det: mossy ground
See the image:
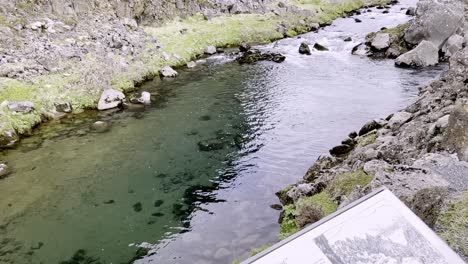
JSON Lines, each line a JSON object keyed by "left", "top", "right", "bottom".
{"left": 436, "top": 192, "right": 468, "bottom": 257}
{"left": 357, "top": 132, "right": 376, "bottom": 147}
{"left": 279, "top": 170, "right": 373, "bottom": 239}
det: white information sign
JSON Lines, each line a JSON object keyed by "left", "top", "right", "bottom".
{"left": 243, "top": 188, "right": 464, "bottom": 264}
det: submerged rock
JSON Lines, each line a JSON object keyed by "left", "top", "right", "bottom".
{"left": 97, "top": 89, "right": 125, "bottom": 110}
{"left": 160, "top": 66, "right": 178, "bottom": 78}
{"left": 131, "top": 91, "right": 151, "bottom": 105}
{"left": 344, "top": 37, "right": 352, "bottom": 42}
{"left": 91, "top": 121, "right": 110, "bottom": 133}
{"left": 313, "top": 43, "right": 328, "bottom": 51}
{"left": 298, "top": 42, "right": 311, "bottom": 55}
{"left": 197, "top": 139, "right": 224, "bottom": 151}
{"left": 354, "top": 18, "right": 362, "bottom": 23}
{"left": 395, "top": 40, "right": 439, "bottom": 67}
{"left": 237, "top": 49, "right": 286, "bottom": 64}
{"left": 8, "top": 101, "right": 35, "bottom": 113}
{"left": 0, "top": 163, "right": 10, "bottom": 179}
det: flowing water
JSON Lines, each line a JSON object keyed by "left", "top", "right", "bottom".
{"left": 0, "top": 1, "right": 447, "bottom": 264}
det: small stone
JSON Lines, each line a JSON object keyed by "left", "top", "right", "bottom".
{"left": 8, "top": 101, "right": 35, "bottom": 113}
{"left": 371, "top": 33, "right": 390, "bottom": 51}
{"left": 133, "top": 202, "right": 142, "bottom": 212}
{"left": 160, "top": 66, "right": 178, "bottom": 78}
{"left": 299, "top": 42, "right": 311, "bottom": 55}
{"left": 359, "top": 120, "right": 383, "bottom": 136}
{"left": 198, "top": 139, "right": 224, "bottom": 151}
{"left": 239, "top": 43, "right": 251, "bottom": 52}
{"left": 313, "top": 43, "right": 328, "bottom": 51}
{"left": 310, "top": 23, "right": 320, "bottom": 31}
{"left": 330, "top": 144, "right": 354, "bottom": 156}
{"left": 348, "top": 131, "right": 358, "bottom": 138}
{"left": 344, "top": 37, "right": 352, "bottom": 42}
{"left": 354, "top": 18, "right": 362, "bottom": 23}
{"left": 91, "top": 121, "right": 110, "bottom": 133}
{"left": 0, "top": 163, "right": 10, "bottom": 179}
{"left": 406, "top": 7, "right": 415, "bottom": 16}
{"left": 54, "top": 102, "right": 72, "bottom": 113}
{"left": 154, "top": 200, "right": 164, "bottom": 207}
{"left": 136, "top": 92, "right": 151, "bottom": 105}
{"left": 270, "top": 204, "right": 283, "bottom": 210}
{"left": 187, "top": 61, "right": 197, "bottom": 68}
{"left": 98, "top": 89, "right": 125, "bottom": 110}
{"left": 204, "top": 46, "right": 217, "bottom": 55}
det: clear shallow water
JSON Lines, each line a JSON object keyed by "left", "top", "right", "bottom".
{"left": 0, "top": 1, "right": 447, "bottom": 264}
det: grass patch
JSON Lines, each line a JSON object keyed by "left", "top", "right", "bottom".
{"left": 357, "top": 132, "right": 377, "bottom": 147}
{"left": 437, "top": 192, "right": 468, "bottom": 256}
{"left": 329, "top": 169, "right": 374, "bottom": 196}
{"left": 249, "top": 244, "right": 272, "bottom": 257}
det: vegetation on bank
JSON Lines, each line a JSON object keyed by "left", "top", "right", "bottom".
{"left": 436, "top": 192, "right": 468, "bottom": 256}
{"left": 279, "top": 170, "right": 374, "bottom": 239}
{"left": 0, "top": 0, "right": 386, "bottom": 145}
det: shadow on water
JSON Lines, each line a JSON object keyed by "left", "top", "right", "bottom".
{"left": 0, "top": 1, "right": 448, "bottom": 263}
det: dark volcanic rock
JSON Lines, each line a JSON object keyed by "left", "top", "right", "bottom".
{"left": 197, "top": 139, "right": 225, "bottom": 151}
{"left": 358, "top": 120, "right": 382, "bottom": 136}
{"left": 313, "top": 43, "right": 328, "bottom": 51}
{"left": 299, "top": 42, "right": 311, "bottom": 55}
{"left": 237, "top": 49, "right": 286, "bottom": 64}
{"left": 354, "top": 18, "right": 362, "bottom": 23}
{"left": 329, "top": 144, "right": 354, "bottom": 156}
{"left": 239, "top": 43, "right": 251, "bottom": 52}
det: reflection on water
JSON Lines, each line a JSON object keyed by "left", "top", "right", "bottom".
{"left": 0, "top": 1, "right": 447, "bottom": 264}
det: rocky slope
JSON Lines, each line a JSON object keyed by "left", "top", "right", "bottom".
{"left": 278, "top": 0, "right": 468, "bottom": 259}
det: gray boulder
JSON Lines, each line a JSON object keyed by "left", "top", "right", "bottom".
{"left": 97, "top": 89, "right": 125, "bottom": 110}
{"left": 54, "top": 102, "right": 73, "bottom": 113}
{"left": 441, "top": 34, "right": 464, "bottom": 58}
{"left": 395, "top": 40, "right": 439, "bottom": 67}
{"left": 352, "top": 43, "right": 372, "bottom": 56}
{"left": 388, "top": 111, "right": 412, "bottom": 129}
{"left": 8, "top": 101, "right": 35, "bottom": 113}
{"left": 371, "top": 33, "right": 390, "bottom": 51}
{"left": 204, "top": 45, "right": 217, "bottom": 55}
{"left": 160, "top": 66, "right": 178, "bottom": 77}
{"left": 404, "top": 0, "right": 464, "bottom": 48}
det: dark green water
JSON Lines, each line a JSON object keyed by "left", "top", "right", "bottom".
{"left": 0, "top": 1, "right": 447, "bottom": 263}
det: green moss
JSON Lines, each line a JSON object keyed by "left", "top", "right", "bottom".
{"left": 111, "top": 77, "right": 135, "bottom": 92}
{"left": 299, "top": 191, "right": 338, "bottom": 215}
{"left": 18, "top": 2, "right": 33, "bottom": 9}
{"left": 329, "top": 170, "right": 374, "bottom": 196}
{"left": 367, "top": 23, "right": 409, "bottom": 41}
{"left": 250, "top": 244, "right": 272, "bottom": 257}
{"left": 357, "top": 132, "right": 377, "bottom": 147}
{"left": 279, "top": 204, "right": 300, "bottom": 239}
{"left": 280, "top": 192, "right": 338, "bottom": 239}
{"left": 437, "top": 192, "right": 468, "bottom": 256}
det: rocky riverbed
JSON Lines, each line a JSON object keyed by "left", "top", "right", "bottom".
{"left": 277, "top": 0, "right": 467, "bottom": 260}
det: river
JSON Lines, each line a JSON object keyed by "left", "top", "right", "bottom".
{"left": 0, "top": 1, "right": 447, "bottom": 263}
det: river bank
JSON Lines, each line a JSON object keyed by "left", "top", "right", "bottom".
{"left": 276, "top": 0, "right": 467, "bottom": 260}
{"left": 0, "top": 0, "right": 394, "bottom": 149}
{"left": 0, "top": 1, "right": 445, "bottom": 263}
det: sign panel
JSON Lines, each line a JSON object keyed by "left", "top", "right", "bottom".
{"left": 243, "top": 188, "right": 464, "bottom": 264}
